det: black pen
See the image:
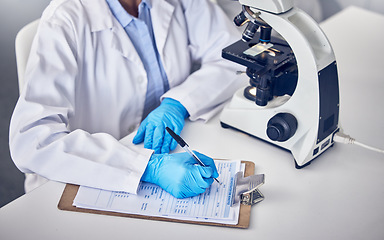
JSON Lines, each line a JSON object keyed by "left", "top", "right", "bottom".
{"left": 165, "top": 127, "right": 221, "bottom": 184}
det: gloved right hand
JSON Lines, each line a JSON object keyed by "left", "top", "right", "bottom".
{"left": 141, "top": 152, "right": 219, "bottom": 199}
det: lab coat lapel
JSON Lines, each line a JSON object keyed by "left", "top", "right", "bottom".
{"left": 81, "top": 0, "right": 113, "bottom": 32}
{"left": 81, "top": 0, "right": 144, "bottom": 67}
{"left": 110, "top": 22, "right": 143, "bottom": 67}
{"left": 151, "top": 0, "right": 175, "bottom": 56}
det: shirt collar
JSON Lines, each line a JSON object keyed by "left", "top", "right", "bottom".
{"left": 141, "top": 0, "right": 152, "bottom": 9}
{"left": 105, "top": 0, "right": 152, "bottom": 27}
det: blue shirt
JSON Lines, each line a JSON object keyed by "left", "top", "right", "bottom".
{"left": 106, "top": 0, "right": 169, "bottom": 119}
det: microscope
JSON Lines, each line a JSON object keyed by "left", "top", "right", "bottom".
{"left": 220, "top": 0, "right": 340, "bottom": 168}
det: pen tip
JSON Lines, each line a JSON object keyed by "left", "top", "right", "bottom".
{"left": 215, "top": 178, "right": 221, "bottom": 185}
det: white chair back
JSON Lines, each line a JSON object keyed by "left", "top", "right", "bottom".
{"left": 15, "top": 19, "right": 40, "bottom": 94}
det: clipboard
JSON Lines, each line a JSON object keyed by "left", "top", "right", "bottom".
{"left": 58, "top": 160, "right": 262, "bottom": 229}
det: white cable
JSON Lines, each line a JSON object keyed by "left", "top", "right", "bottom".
{"left": 333, "top": 132, "right": 384, "bottom": 154}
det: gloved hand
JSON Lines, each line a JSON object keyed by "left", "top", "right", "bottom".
{"left": 133, "top": 98, "right": 189, "bottom": 154}
{"left": 141, "top": 152, "right": 219, "bottom": 198}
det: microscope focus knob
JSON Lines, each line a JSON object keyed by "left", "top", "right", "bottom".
{"left": 267, "top": 113, "right": 297, "bottom": 142}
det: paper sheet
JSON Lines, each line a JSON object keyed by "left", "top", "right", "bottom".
{"left": 73, "top": 160, "right": 243, "bottom": 225}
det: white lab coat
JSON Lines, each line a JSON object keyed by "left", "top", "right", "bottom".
{"left": 9, "top": 0, "right": 244, "bottom": 193}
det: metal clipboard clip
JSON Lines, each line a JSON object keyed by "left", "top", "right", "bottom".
{"left": 230, "top": 172, "right": 265, "bottom": 206}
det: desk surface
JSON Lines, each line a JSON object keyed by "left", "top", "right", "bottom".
{"left": 1, "top": 6, "right": 384, "bottom": 240}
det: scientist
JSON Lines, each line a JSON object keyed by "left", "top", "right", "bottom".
{"left": 9, "top": 0, "right": 243, "bottom": 198}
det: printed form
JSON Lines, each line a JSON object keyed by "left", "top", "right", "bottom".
{"left": 73, "top": 160, "right": 243, "bottom": 224}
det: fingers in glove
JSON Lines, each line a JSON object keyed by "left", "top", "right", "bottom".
{"left": 152, "top": 125, "right": 165, "bottom": 154}
{"left": 193, "top": 151, "right": 219, "bottom": 179}
{"left": 197, "top": 165, "right": 214, "bottom": 179}
{"left": 132, "top": 119, "right": 147, "bottom": 144}
{"left": 143, "top": 123, "right": 156, "bottom": 150}
{"left": 190, "top": 165, "right": 213, "bottom": 189}
{"left": 161, "top": 126, "right": 173, "bottom": 154}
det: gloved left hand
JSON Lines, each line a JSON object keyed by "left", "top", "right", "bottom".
{"left": 133, "top": 98, "right": 189, "bottom": 154}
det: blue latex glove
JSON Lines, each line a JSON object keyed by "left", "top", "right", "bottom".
{"left": 141, "top": 152, "right": 219, "bottom": 199}
{"left": 133, "top": 98, "right": 189, "bottom": 154}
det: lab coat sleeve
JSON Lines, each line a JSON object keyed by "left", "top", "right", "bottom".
{"left": 9, "top": 17, "right": 153, "bottom": 194}
{"left": 162, "top": 0, "right": 246, "bottom": 121}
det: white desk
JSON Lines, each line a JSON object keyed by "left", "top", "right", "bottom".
{"left": 1, "top": 6, "right": 383, "bottom": 240}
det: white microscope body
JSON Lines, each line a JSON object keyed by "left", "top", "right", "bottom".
{"left": 220, "top": 0, "right": 340, "bottom": 168}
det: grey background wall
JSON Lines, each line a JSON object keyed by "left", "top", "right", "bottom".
{"left": 0, "top": 0, "right": 51, "bottom": 208}
{"left": 1, "top": 0, "right": 383, "bottom": 208}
